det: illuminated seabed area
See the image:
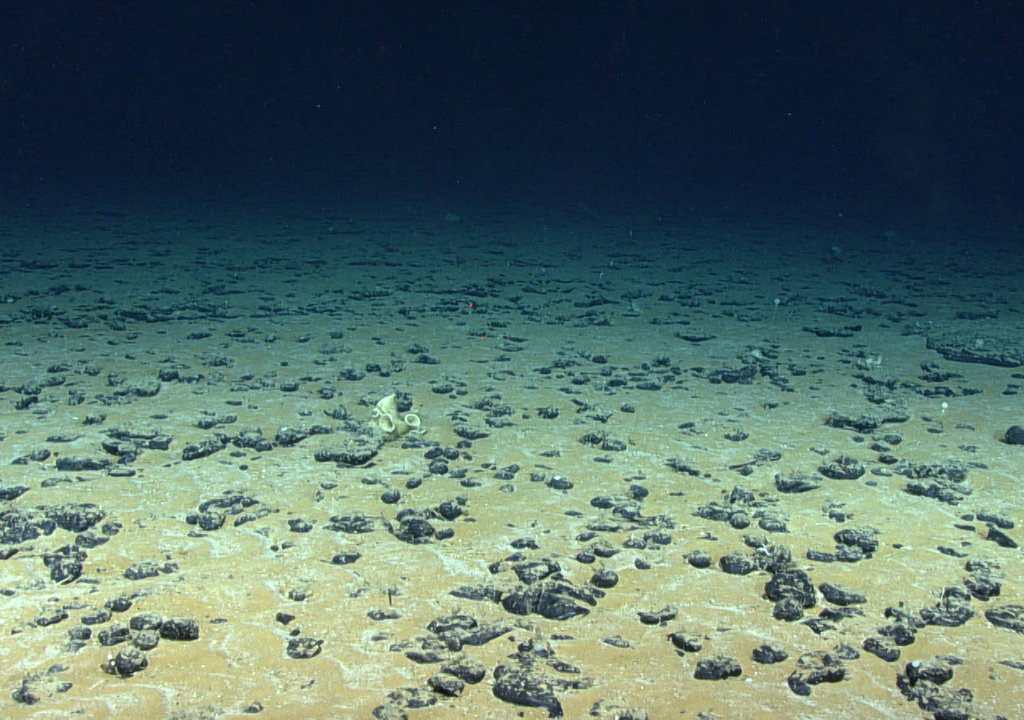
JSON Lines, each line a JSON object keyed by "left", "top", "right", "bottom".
{"left": 1, "top": 199, "right": 1022, "bottom": 719}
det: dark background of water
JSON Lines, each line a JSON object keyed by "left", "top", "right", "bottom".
{"left": 2, "top": 1, "right": 1021, "bottom": 233}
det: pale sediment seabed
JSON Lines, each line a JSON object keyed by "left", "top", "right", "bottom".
{"left": 1, "top": 201, "right": 1022, "bottom": 719}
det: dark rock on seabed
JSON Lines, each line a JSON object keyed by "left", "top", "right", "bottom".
{"left": 694, "top": 655, "right": 742, "bottom": 680}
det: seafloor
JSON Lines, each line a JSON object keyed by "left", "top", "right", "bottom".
{"left": 1, "top": 197, "right": 1022, "bottom": 720}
